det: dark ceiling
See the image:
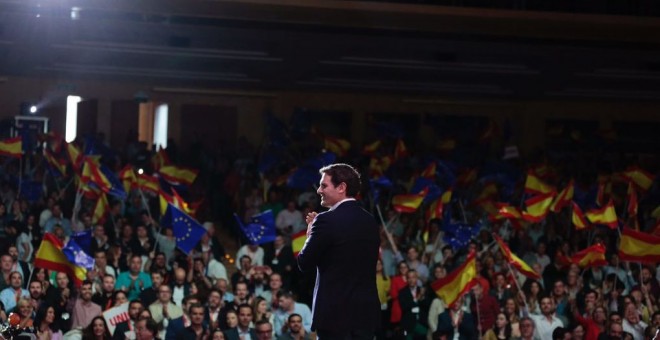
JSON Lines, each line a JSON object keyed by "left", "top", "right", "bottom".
{"left": 2, "top": 0, "right": 660, "bottom": 100}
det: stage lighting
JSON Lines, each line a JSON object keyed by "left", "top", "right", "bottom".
{"left": 138, "top": 168, "right": 144, "bottom": 175}
{"left": 29, "top": 105, "right": 37, "bottom": 114}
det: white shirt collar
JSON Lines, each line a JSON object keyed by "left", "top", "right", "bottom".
{"left": 329, "top": 198, "right": 356, "bottom": 211}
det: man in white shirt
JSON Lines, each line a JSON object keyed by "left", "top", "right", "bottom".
{"left": 275, "top": 201, "right": 304, "bottom": 236}
{"left": 622, "top": 303, "right": 648, "bottom": 340}
{"left": 202, "top": 251, "right": 228, "bottom": 284}
{"left": 529, "top": 296, "right": 564, "bottom": 340}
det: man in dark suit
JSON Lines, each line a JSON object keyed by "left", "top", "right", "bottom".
{"left": 399, "top": 270, "right": 430, "bottom": 340}
{"left": 113, "top": 300, "right": 144, "bottom": 340}
{"left": 436, "top": 296, "right": 477, "bottom": 340}
{"left": 165, "top": 295, "right": 200, "bottom": 340}
{"left": 297, "top": 163, "right": 380, "bottom": 339}
{"left": 223, "top": 304, "right": 257, "bottom": 340}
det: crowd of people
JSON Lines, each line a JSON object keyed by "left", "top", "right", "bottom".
{"left": 0, "top": 121, "right": 658, "bottom": 340}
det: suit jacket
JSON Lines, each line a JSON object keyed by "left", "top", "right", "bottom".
{"left": 398, "top": 286, "right": 428, "bottom": 334}
{"left": 436, "top": 310, "right": 478, "bottom": 340}
{"left": 223, "top": 327, "right": 257, "bottom": 340}
{"left": 112, "top": 320, "right": 133, "bottom": 340}
{"left": 297, "top": 200, "right": 380, "bottom": 333}
{"left": 165, "top": 316, "right": 186, "bottom": 340}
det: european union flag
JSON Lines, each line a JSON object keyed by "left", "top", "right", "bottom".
{"left": 235, "top": 210, "right": 276, "bottom": 245}
{"left": 99, "top": 164, "right": 127, "bottom": 200}
{"left": 62, "top": 239, "right": 95, "bottom": 270}
{"left": 162, "top": 204, "right": 206, "bottom": 254}
{"left": 71, "top": 229, "right": 93, "bottom": 256}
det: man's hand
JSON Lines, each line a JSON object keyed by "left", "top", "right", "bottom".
{"left": 306, "top": 212, "right": 318, "bottom": 237}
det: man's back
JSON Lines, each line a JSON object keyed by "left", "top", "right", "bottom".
{"left": 297, "top": 200, "right": 380, "bottom": 333}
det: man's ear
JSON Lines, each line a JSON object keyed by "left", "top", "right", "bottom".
{"left": 337, "top": 182, "right": 347, "bottom": 194}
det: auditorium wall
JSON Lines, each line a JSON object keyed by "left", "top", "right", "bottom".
{"left": 1, "top": 75, "right": 659, "bottom": 156}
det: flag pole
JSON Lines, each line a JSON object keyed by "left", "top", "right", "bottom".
{"left": 505, "top": 261, "right": 530, "bottom": 312}
{"left": 17, "top": 155, "right": 23, "bottom": 197}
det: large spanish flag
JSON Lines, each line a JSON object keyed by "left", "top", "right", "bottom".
{"left": 550, "top": 180, "right": 574, "bottom": 213}
{"left": 618, "top": 228, "right": 660, "bottom": 263}
{"left": 431, "top": 252, "right": 477, "bottom": 307}
{"left": 493, "top": 234, "right": 541, "bottom": 280}
{"left": 392, "top": 188, "right": 427, "bottom": 213}
{"left": 159, "top": 165, "right": 199, "bottom": 186}
{"left": 0, "top": 137, "right": 22, "bottom": 158}
{"left": 292, "top": 230, "right": 307, "bottom": 257}
{"left": 585, "top": 200, "right": 618, "bottom": 229}
{"left": 524, "top": 171, "right": 554, "bottom": 195}
{"left": 34, "top": 233, "right": 87, "bottom": 286}
{"left": 572, "top": 244, "right": 607, "bottom": 268}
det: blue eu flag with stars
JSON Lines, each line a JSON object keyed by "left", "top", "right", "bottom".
{"left": 162, "top": 203, "right": 206, "bottom": 254}
{"left": 62, "top": 239, "right": 95, "bottom": 270}
{"left": 235, "top": 210, "right": 276, "bottom": 245}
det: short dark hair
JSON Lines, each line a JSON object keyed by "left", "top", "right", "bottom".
{"left": 238, "top": 303, "right": 252, "bottom": 313}
{"left": 138, "top": 318, "right": 159, "bottom": 334}
{"left": 255, "top": 319, "right": 272, "bottom": 329}
{"left": 319, "top": 163, "right": 361, "bottom": 197}
{"left": 182, "top": 294, "right": 199, "bottom": 305}
{"left": 188, "top": 303, "right": 205, "bottom": 315}
{"left": 288, "top": 313, "right": 302, "bottom": 323}
{"left": 81, "top": 280, "right": 93, "bottom": 287}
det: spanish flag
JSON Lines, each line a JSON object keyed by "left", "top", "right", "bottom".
{"left": 420, "top": 162, "right": 437, "bottom": 179}
{"left": 622, "top": 166, "right": 655, "bottom": 191}
{"left": 34, "top": 233, "right": 87, "bottom": 287}
{"left": 572, "top": 202, "right": 589, "bottom": 230}
{"left": 292, "top": 230, "right": 307, "bottom": 257}
{"left": 473, "top": 182, "right": 498, "bottom": 205}
{"left": 0, "top": 137, "right": 22, "bottom": 158}
{"left": 585, "top": 200, "right": 618, "bottom": 229}
{"left": 137, "top": 174, "right": 159, "bottom": 195}
{"left": 362, "top": 140, "right": 381, "bottom": 155}
{"left": 431, "top": 251, "right": 477, "bottom": 307}
{"left": 627, "top": 183, "right": 638, "bottom": 217}
{"left": 479, "top": 120, "right": 499, "bottom": 143}
{"left": 618, "top": 228, "right": 660, "bottom": 263}
{"left": 369, "top": 156, "right": 393, "bottom": 178}
{"left": 524, "top": 171, "right": 554, "bottom": 195}
{"left": 456, "top": 168, "right": 477, "bottom": 187}
{"left": 159, "top": 189, "right": 190, "bottom": 215}
{"left": 81, "top": 157, "right": 112, "bottom": 193}
{"left": 392, "top": 188, "right": 427, "bottom": 213}
{"left": 426, "top": 198, "right": 444, "bottom": 223}
{"left": 91, "top": 194, "right": 109, "bottom": 225}
{"left": 66, "top": 143, "right": 83, "bottom": 171}
{"left": 159, "top": 165, "right": 198, "bottom": 186}
{"left": 324, "top": 137, "right": 351, "bottom": 157}
{"left": 496, "top": 203, "right": 523, "bottom": 221}
{"left": 550, "top": 180, "right": 574, "bottom": 213}
{"left": 493, "top": 234, "right": 541, "bottom": 280}
{"left": 44, "top": 149, "right": 67, "bottom": 176}
{"left": 394, "top": 139, "right": 408, "bottom": 160}
{"left": 119, "top": 165, "right": 137, "bottom": 194}
{"left": 152, "top": 148, "right": 171, "bottom": 171}
{"left": 523, "top": 192, "right": 555, "bottom": 222}
{"left": 571, "top": 244, "right": 607, "bottom": 268}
